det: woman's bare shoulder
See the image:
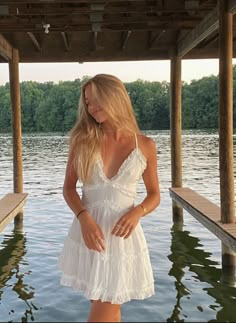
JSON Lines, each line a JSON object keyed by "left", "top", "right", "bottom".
{"left": 137, "top": 134, "right": 157, "bottom": 157}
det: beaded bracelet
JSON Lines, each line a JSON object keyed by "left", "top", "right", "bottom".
{"left": 76, "top": 209, "right": 87, "bottom": 219}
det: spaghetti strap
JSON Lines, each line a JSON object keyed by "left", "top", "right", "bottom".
{"left": 134, "top": 133, "right": 138, "bottom": 148}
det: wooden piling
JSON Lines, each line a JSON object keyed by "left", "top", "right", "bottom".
{"left": 219, "top": 0, "right": 235, "bottom": 224}
{"left": 219, "top": 0, "right": 236, "bottom": 285}
{"left": 170, "top": 47, "right": 183, "bottom": 221}
{"left": 9, "top": 48, "right": 23, "bottom": 223}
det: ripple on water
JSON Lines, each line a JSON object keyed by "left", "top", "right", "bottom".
{"left": 0, "top": 131, "right": 236, "bottom": 322}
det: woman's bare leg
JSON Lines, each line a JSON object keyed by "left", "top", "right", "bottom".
{"left": 88, "top": 299, "right": 121, "bottom": 322}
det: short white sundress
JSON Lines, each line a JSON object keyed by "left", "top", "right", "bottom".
{"left": 58, "top": 134, "right": 155, "bottom": 304}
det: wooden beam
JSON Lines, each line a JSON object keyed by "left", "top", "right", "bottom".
{"left": 93, "top": 31, "right": 98, "bottom": 50}
{"left": 228, "top": 0, "right": 236, "bottom": 14}
{"left": 148, "top": 30, "right": 165, "bottom": 49}
{"left": 0, "top": 33, "right": 12, "bottom": 61}
{"left": 121, "top": 30, "right": 131, "bottom": 50}
{"left": 61, "top": 32, "right": 70, "bottom": 51}
{"left": 177, "top": 6, "right": 219, "bottom": 57}
{"left": 27, "top": 32, "right": 41, "bottom": 51}
{"left": 0, "top": 0, "right": 187, "bottom": 6}
{"left": 3, "top": 2, "right": 199, "bottom": 16}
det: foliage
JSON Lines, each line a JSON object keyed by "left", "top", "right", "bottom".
{"left": 0, "top": 67, "right": 236, "bottom": 133}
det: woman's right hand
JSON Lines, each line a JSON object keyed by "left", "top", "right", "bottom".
{"left": 78, "top": 212, "right": 106, "bottom": 253}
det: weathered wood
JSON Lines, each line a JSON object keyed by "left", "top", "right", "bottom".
{"left": 0, "top": 1, "right": 231, "bottom": 62}
{"left": 121, "top": 31, "right": 131, "bottom": 50}
{"left": 221, "top": 243, "right": 236, "bottom": 287}
{"left": 170, "top": 47, "right": 183, "bottom": 219}
{"left": 228, "top": 0, "right": 236, "bottom": 14}
{"left": 61, "top": 32, "right": 70, "bottom": 51}
{"left": 148, "top": 30, "right": 165, "bottom": 49}
{"left": 219, "top": 0, "right": 235, "bottom": 224}
{"left": 178, "top": 7, "right": 218, "bottom": 57}
{"left": 9, "top": 48, "right": 24, "bottom": 223}
{"left": 0, "top": 33, "right": 12, "bottom": 61}
{"left": 27, "top": 32, "right": 41, "bottom": 51}
{"left": 0, "top": 193, "right": 28, "bottom": 233}
{"left": 169, "top": 187, "right": 236, "bottom": 253}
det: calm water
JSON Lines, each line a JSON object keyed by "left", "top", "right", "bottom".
{"left": 0, "top": 130, "right": 236, "bottom": 322}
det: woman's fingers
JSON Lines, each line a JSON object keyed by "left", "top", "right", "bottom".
{"left": 112, "top": 222, "right": 137, "bottom": 238}
{"left": 95, "top": 236, "right": 106, "bottom": 251}
{"left": 111, "top": 223, "right": 125, "bottom": 235}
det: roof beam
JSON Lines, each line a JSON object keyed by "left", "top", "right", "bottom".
{"left": 177, "top": 6, "right": 218, "bottom": 57}
{"left": 121, "top": 30, "right": 131, "bottom": 50}
{"left": 27, "top": 32, "right": 41, "bottom": 51}
{"left": 228, "top": 0, "right": 236, "bottom": 14}
{"left": 61, "top": 32, "right": 70, "bottom": 51}
{"left": 93, "top": 31, "right": 98, "bottom": 50}
{"left": 0, "top": 33, "right": 12, "bottom": 60}
{"left": 148, "top": 30, "right": 165, "bottom": 49}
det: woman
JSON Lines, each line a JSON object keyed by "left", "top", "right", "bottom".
{"left": 59, "top": 74, "right": 160, "bottom": 322}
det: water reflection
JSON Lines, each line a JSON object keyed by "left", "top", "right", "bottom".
{"left": 168, "top": 223, "right": 236, "bottom": 322}
{"left": 0, "top": 226, "right": 38, "bottom": 322}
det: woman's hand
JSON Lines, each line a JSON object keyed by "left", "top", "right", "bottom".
{"left": 111, "top": 211, "right": 141, "bottom": 239}
{"left": 78, "top": 212, "right": 106, "bottom": 252}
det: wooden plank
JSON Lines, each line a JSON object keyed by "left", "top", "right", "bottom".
{"left": 0, "top": 33, "right": 12, "bottom": 61}
{"left": 169, "top": 187, "right": 236, "bottom": 253}
{"left": 0, "top": 193, "right": 28, "bottom": 233}
{"left": 177, "top": 7, "right": 219, "bottom": 57}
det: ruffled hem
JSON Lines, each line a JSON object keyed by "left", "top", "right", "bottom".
{"left": 60, "top": 273, "right": 155, "bottom": 304}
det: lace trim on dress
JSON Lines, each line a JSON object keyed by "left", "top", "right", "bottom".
{"left": 83, "top": 199, "right": 125, "bottom": 211}
{"left": 98, "top": 148, "right": 147, "bottom": 183}
{"left": 83, "top": 182, "right": 137, "bottom": 198}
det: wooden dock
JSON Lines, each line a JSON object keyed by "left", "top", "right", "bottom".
{"left": 0, "top": 193, "right": 28, "bottom": 233}
{"left": 169, "top": 187, "right": 236, "bottom": 253}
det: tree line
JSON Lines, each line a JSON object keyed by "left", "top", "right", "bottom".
{"left": 1, "top": 66, "right": 236, "bottom": 133}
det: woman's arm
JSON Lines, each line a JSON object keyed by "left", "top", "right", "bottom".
{"left": 63, "top": 149, "right": 106, "bottom": 252}
{"left": 111, "top": 136, "right": 160, "bottom": 238}
{"left": 137, "top": 136, "right": 160, "bottom": 216}
{"left": 63, "top": 149, "right": 85, "bottom": 217}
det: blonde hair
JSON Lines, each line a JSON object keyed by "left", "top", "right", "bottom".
{"left": 69, "top": 74, "right": 140, "bottom": 183}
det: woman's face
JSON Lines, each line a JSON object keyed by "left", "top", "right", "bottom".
{"left": 84, "top": 83, "right": 108, "bottom": 123}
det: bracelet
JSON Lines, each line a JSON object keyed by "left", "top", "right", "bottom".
{"left": 76, "top": 209, "right": 87, "bottom": 219}
{"left": 139, "top": 204, "right": 147, "bottom": 213}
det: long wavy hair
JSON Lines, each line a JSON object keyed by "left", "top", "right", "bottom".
{"left": 69, "top": 74, "right": 141, "bottom": 183}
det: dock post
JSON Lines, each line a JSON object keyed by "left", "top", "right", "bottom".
{"left": 170, "top": 46, "right": 183, "bottom": 223}
{"left": 9, "top": 48, "right": 24, "bottom": 224}
{"left": 219, "top": 0, "right": 236, "bottom": 285}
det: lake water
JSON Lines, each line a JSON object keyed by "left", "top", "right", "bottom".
{"left": 0, "top": 130, "right": 236, "bottom": 322}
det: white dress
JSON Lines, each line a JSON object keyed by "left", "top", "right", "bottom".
{"left": 58, "top": 134, "right": 155, "bottom": 304}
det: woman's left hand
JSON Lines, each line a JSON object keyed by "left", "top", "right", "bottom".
{"left": 111, "top": 211, "right": 141, "bottom": 239}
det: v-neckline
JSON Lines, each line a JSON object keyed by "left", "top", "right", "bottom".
{"left": 98, "top": 147, "right": 146, "bottom": 182}
{"left": 99, "top": 148, "right": 138, "bottom": 181}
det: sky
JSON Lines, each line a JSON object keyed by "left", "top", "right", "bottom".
{"left": 1, "top": 58, "right": 236, "bottom": 85}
